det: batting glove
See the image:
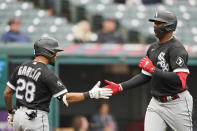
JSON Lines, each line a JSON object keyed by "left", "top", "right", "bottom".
{"left": 103, "top": 80, "right": 123, "bottom": 95}
{"left": 7, "top": 109, "right": 15, "bottom": 127}
{"left": 89, "top": 81, "right": 113, "bottom": 99}
{"left": 138, "top": 56, "right": 156, "bottom": 74}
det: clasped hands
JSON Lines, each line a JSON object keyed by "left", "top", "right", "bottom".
{"left": 101, "top": 56, "right": 155, "bottom": 95}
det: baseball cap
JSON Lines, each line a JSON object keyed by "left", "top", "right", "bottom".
{"left": 8, "top": 18, "right": 20, "bottom": 25}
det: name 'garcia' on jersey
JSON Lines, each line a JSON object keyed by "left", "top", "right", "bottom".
{"left": 18, "top": 66, "right": 41, "bottom": 81}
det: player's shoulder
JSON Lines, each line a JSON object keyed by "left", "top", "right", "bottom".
{"left": 168, "top": 37, "right": 188, "bottom": 56}
{"left": 45, "top": 67, "right": 56, "bottom": 75}
{"left": 34, "top": 62, "right": 55, "bottom": 76}
{"left": 15, "top": 61, "right": 33, "bottom": 71}
{"left": 20, "top": 61, "right": 52, "bottom": 74}
{"left": 147, "top": 41, "right": 158, "bottom": 52}
{"left": 20, "top": 60, "right": 34, "bottom": 66}
{"left": 171, "top": 37, "right": 185, "bottom": 48}
{"left": 41, "top": 65, "right": 58, "bottom": 80}
{"left": 148, "top": 40, "right": 158, "bottom": 47}
{"left": 20, "top": 61, "right": 45, "bottom": 70}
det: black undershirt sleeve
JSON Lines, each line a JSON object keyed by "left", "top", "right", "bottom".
{"left": 120, "top": 73, "right": 151, "bottom": 91}
{"left": 152, "top": 68, "right": 182, "bottom": 85}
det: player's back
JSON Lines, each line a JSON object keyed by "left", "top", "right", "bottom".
{"left": 10, "top": 60, "right": 54, "bottom": 112}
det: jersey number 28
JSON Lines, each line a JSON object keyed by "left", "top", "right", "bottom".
{"left": 16, "top": 78, "right": 36, "bottom": 103}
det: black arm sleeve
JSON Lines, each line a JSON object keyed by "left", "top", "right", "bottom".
{"left": 152, "top": 68, "right": 182, "bottom": 85}
{"left": 120, "top": 73, "right": 151, "bottom": 91}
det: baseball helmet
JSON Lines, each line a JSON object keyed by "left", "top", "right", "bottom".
{"left": 34, "top": 37, "right": 63, "bottom": 59}
{"left": 149, "top": 10, "right": 177, "bottom": 34}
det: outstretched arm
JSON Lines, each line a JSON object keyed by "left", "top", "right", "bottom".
{"left": 121, "top": 73, "right": 151, "bottom": 91}
{"left": 103, "top": 73, "right": 151, "bottom": 95}
{"left": 62, "top": 81, "right": 113, "bottom": 106}
{"left": 103, "top": 56, "right": 153, "bottom": 95}
{"left": 65, "top": 93, "right": 86, "bottom": 103}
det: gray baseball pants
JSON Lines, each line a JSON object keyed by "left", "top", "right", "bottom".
{"left": 13, "top": 107, "right": 49, "bottom": 131}
{"left": 145, "top": 90, "right": 193, "bottom": 131}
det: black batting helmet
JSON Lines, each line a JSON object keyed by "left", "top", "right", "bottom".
{"left": 149, "top": 10, "right": 177, "bottom": 34}
{"left": 34, "top": 37, "right": 63, "bottom": 59}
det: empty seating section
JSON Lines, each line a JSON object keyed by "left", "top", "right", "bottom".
{"left": 69, "top": 0, "right": 196, "bottom": 44}
{"left": 0, "top": 0, "right": 74, "bottom": 44}
{"left": 0, "top": 0, "right": 196, "bottom": 44}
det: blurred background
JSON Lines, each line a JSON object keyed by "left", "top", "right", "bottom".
{"left": 0, "top": 0, "right": 197, "bottom": 131}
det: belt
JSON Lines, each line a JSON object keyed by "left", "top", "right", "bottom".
{"left": 18, "top": 106, "right": 48, "bottom": 114}
{"left": 154, "top": 94, "right": 180, "bottom": 103}
{"left": 19, "top": 106, "right": 36, "bottom": 110}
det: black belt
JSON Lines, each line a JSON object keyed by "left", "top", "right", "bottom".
{"left": 19, "top": 106, "right": 37, "bottom": 120}
{"left": 154, "top": 94, "right": 180, "bottom": 103}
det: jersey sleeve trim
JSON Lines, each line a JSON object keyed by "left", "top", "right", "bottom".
{"left": 7, "top": 81, "right": 16, "bottom": 90}
{"left": 141, "top": 69, "right": 152, "bottom": 76}
{"left": 53, "top": 89, "right": 68, "bottom": 98}
{"left": 173, "top": 68, "right": 190, "bottom": 73}
{"left": 176, "top": 72, "right": 188, "bottom": 90}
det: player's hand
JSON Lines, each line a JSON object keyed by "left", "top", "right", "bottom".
{"left": 103, "top": 80, "right": 122, "bottom": 95}
{"left": 138, "top": 56, "right": 156, "bottom": 74}
{"left": 7, "top": 110, "right": 15, "bottom": 127}
{"left": 89, "top": 81, "right": 113, "bottom": 99}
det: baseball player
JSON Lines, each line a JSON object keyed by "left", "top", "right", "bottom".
{"left": 3, "top": 37, "right": 113, "bottom": 131}
{"left": 103, "top": 10, "right": 193, "bottom": 131}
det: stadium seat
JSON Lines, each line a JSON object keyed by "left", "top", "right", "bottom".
{"left": 0, "top": 0, "right": 197, "bottom": 45}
